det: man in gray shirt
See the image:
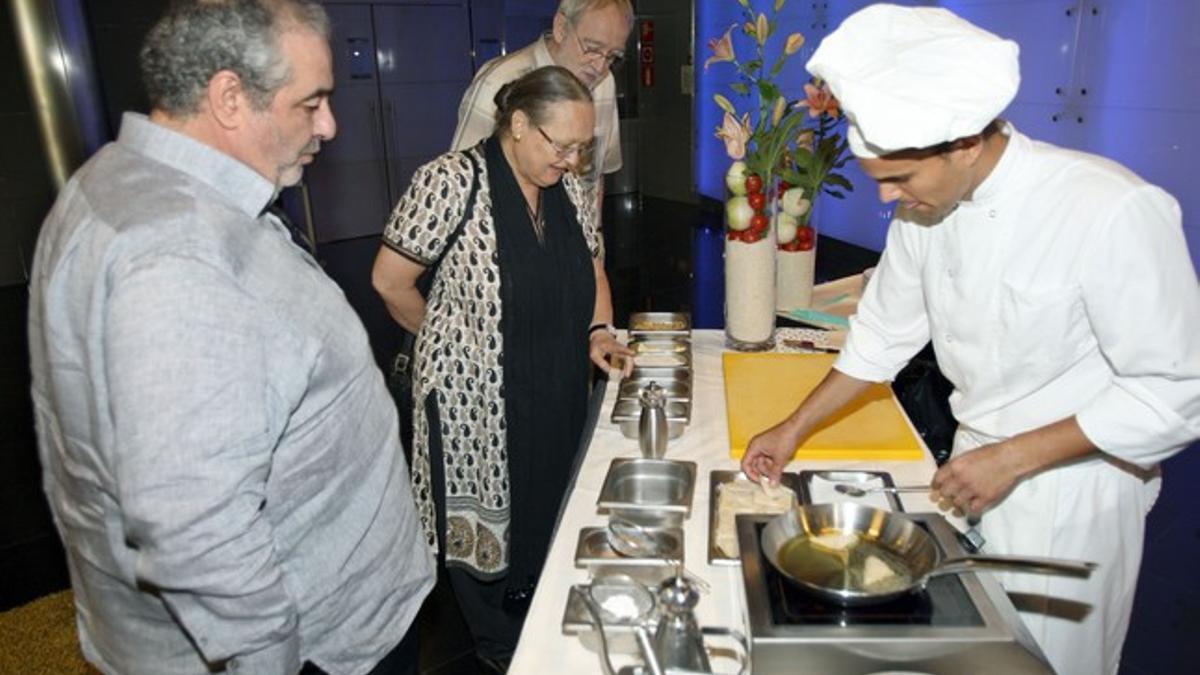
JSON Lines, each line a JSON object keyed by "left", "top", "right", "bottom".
{"left": 27, "top": 2, "right": 434, "bottom": 673}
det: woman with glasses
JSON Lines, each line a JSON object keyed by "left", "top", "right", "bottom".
{"left": 372, "top": 66, "right": 632, "bottom": 672}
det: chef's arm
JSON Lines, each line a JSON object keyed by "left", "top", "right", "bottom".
{"left": 588, "top": 256, "right": 633, "bottom": 374}
{"left": 932, "top": 417, "right": 1099, "bottom": 515}
{"left": 372, "top": 246, "right": 428, "bottom": 334}
{"left": 742, "top": 368, "right": 874, "bottom": 483}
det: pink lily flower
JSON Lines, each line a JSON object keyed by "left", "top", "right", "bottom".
{"left": 704, "top": 24, "right": 736, "bottom": 70}
{"left": 716, "top": 111, "right": 752, "bottom": 160}
{"left": 795, "top": 81, "right": 840, "bottom": 119}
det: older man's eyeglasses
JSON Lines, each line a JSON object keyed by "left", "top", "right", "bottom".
{"left": 535, "top": 125, "right": 591, "bottom": 160}
{"left": 571, "top": 28, "right": 625, "bottom": 68}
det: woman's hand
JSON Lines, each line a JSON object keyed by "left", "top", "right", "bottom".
{"left": 589, "top": 330, "right": 634, "bottom": 376}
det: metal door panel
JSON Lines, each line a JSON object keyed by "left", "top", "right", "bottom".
{"left": 1075, "top": 0, "right": 1200, "bottom": 112}
{"left": 380, "top": 81, "right": 470, "bottom": 195}
{"left": 945, "top": 0, "right": 1078, "bottom": 107}
{"left": 306, "top": 3, "right": 392, "bottom": 242}
{"left": 636, "top": 0, "right": 695, "bottom": 203}
{"left": 373, "top": 3, "right": 472, "bottom": 84}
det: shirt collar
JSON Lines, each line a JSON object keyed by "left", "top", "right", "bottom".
{"left": 117, "top": 112, "right": 278, "bottom": 218}
{"left": 534, "top": 32, "right": 556, "bottom": 67}
{"left": 963, "top": 121, "right": 1023, "bottom": 207}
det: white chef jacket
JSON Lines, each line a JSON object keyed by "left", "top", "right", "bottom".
{"left": 835, "top": 124, "right": 1200, "bottom": 675}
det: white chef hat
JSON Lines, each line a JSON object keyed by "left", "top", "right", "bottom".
{"left": 806, "top": 4, "right": 1020, "bottom": 158}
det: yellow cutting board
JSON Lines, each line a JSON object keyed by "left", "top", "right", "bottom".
{"left": 724, "top": 352, "right": 924, "bottom": 461}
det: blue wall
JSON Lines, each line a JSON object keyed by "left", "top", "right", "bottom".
{"left": 696, "top": 0, "right": 1200, "bottom": 268}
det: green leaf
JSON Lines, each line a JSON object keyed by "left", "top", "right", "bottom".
{"left": 713, "top": 94, "right": 736, "bottom": 115}
{"left": 825, "top": 190, "right": 846, "bottom": 199}
{"left": 825, "top": 173, "right": 853, "bottom": 191}
{"left": 757, "top": 80, "right": 781, "bottom": 102}
{"left": 775, "top": 0, "right": 787, "bottom": 11}
{"left": 730, "top": 82, "right": 750, "bottom": 95}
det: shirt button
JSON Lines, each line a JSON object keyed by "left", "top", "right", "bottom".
{"left": 988, "top": 209, "right": 998, "bottom": 218}
{"left": 945, "top": 333, "right": 954, "bottom": 343}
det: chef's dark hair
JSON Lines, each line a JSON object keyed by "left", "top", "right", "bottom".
{"left": 493, "top": 66, "right": 592, "bottom": 135}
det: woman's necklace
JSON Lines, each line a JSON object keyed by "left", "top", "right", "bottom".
{"left": 524, "top": 190, "right": 545, "bottom": 243}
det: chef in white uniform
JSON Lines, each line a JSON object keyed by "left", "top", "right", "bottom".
{"left": 742, "top": 5, "right": 1200, "bottom": 674}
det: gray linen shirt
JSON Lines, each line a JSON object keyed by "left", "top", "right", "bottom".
{"left": 27, "top": 113, "right": 434, "bottom": 675}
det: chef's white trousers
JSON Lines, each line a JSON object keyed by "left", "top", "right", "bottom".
{"left": 955, "top": 428, "right": 1161, "bottom": 675}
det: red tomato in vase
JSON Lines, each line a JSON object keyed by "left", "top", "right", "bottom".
{"left": 749, "top": 213, "right": 769, "bottom": 233}
{"left": 796, "top": 225, "right": 816, "bottom": 251}
{"left": 745, "top": 174, "right": 763, "bottom": 194}
{"left": 747, "top": 192, "right": 767, "bottom": 212}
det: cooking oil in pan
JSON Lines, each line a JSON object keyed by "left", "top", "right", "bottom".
{"left": 778, "top": 530, "right": 913, "bottom": 594}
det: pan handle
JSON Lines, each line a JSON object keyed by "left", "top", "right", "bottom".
{"left": 932, "top": 554, "right": 1097, "bottom": 579}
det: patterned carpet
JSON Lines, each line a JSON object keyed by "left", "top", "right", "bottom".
{"left": 0, "top": 591, "right": 96, "bottom": 674}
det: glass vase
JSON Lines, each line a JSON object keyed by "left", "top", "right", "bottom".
{"left": 776, "top": 220, "right": 817, "bottom": 313}
{"left": 724, "top": 187, "right": 776, "bottom": 351}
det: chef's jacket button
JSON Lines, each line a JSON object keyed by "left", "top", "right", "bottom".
{"left": 988, "top": 209, "right": 997, "bottom": 218}
{"left": 944, "top": 334, "right": 954, "bottom": 342}
{"left": 947, "top": 268, "right": 957, "bottom": 278}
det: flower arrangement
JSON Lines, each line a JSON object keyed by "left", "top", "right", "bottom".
{"left": 706, "top": 0, "right": 853, "bottom": 250}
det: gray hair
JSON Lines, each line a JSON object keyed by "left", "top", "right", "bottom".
{"left": 557, "top": 0, "right": 634, "bottom": 28}
{"left": 493, "top": 66, "right": 592, "bottom": 135}
{"left": 140, "top": 0, "right": 330, "bottom": 115}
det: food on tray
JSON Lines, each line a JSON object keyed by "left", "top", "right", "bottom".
{"left": 631, "top": 341, "right": 688, "bottom": 354}
{"left": 861, "top": 553, "right": 909, "bottom": 593}
{"left": 631, "top": 318, "right": 687, "bottom": 331}
{"left": 716, "top": 479, "right": 797, "bottom": 558}
{"left": 599, "top": 593, "right": 641, "bottom": 621}
{"left": 633, "top": 353, "right": 687, "bottom": 368}
{"left": 810, "top": 531, "right": 859, "bottom": 552}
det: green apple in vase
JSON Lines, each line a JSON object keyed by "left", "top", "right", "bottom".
{"left": 777, "top": 187, "right": 815, "bottom": 252}
{"left": 725, "top": 162, "right": 772, "bottom": 243}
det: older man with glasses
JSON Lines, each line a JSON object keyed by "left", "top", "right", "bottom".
{"left": 451, "top": 0, "right": 632, "bottom": 190}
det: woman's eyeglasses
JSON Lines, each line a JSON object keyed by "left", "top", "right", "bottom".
{"left": 535, "top": 125, "right": 592, "bottom": 160}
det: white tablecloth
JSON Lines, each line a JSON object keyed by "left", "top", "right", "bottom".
{"left": 508, "top": 330, "right": 946, "bottom": 673}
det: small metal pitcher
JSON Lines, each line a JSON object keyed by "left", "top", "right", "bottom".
{"left": 651, "top": 573, "right": 713, "bottom": 673}
{"left": 638, "top": 382, "right": 668, "bottom": 459}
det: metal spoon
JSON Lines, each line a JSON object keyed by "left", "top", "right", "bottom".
{"left": 607, "top": 520, "right": 710, "bottom": 594}
{"left": 834, "top": 483, "right": 932, "bottom": 497}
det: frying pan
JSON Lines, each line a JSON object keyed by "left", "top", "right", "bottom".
{"left": 760, "top": 502, "right": 1096, "bottom": 606}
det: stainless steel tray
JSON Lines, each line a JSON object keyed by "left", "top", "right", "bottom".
{"left": 574, "top": 526, "right": 684, "bottom": 586}
{"left": 597, "top": 458, "right": 697, "bottom": 528}
{"left": 625, "top": 366, "right": 692, "bottom": 387}
{"left": 617, "top": 378, "right": 692, "bottom": 403}
{"left": 628, "top": 311, "right": 691, "bottom": 337}
{"left": 629, "top": 350, "right": 691, "bottom": 370}
{"left": 610, "top": 399, "right": 690, "bottom": 440}
{"left": 797, "top": 469, "right": 905, "bottom": 512}
{"left": 628, "top": 337, "right": 691, "bottom": 354}
{"left": 707, "top": 470, "right": 803, "bottom": 565}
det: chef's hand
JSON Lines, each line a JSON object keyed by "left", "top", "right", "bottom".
{"left": 589, "top": 331, "right": 634, "bottom": 377}
{"left": 742, "top": 421, "right": 802, "bottom": 487}
{"left": 931, "top": 440, "right": 1023, "bottom": 516}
